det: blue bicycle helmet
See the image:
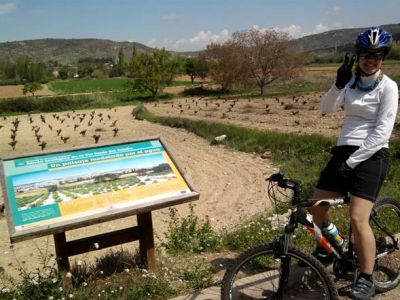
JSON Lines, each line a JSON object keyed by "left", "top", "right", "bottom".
{"left": 355, "top": 27, "right": 392, "bottom": 54}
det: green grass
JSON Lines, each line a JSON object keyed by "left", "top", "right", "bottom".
{"left": 48, "top": 78, "right": 203, "bottom": 94}
{"left": 133, "top": 104, "right": 334, "bottom": 196}
{"left": 0, "top": 91, "right": 152, "bottom": 116}
{"left": 133, "top": 104, "right": 400, "bottom": 253}
{"left": 169, "top": 80, "right": 203, "bottom": 87}
{"left": 48, "top": 78, "right": 132, "bottom": 94}
{"left": 133, "top": 104, "right": 400, "bottom": 199}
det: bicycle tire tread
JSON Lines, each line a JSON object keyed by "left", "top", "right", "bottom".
{"left": 372, "top": 197, "right": 400, "bottom": 292}
{"left": 221, "top": 243, "right": 339, "bottom": 299}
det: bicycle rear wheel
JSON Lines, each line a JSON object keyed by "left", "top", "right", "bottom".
{"left": 371, "top": 197, "right": 400, "bottom": 292}
{"left": 221, "top": 244, "right": 338, "bottom": 299}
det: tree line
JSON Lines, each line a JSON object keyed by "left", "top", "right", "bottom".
{"left": 3, "top": 28, "right": 398, "bottom": 98}
{"left": 125, "top": 29, "right": 302, "bottom": 97}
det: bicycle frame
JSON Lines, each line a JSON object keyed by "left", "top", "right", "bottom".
{"left": 279, "top": 197, "right": 349, "bottom": 254}
{"left": 276, "top": 196, "right": 353, "bottom": 298}
{"left": 265, "top": 171, "right": 399, "bottom": 298}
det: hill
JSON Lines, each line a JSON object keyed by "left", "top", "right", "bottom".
{"left": 1, "top": 23, "right": 399, "bottom": 64}
{"left": 0, "top": 38, "right": 190, "bottom": 65}
{"left": 292, "top": 23, "right": 400, "bottom": 55}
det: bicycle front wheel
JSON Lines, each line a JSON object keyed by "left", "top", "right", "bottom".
{"left": 221, "top": 244, "right": 338, "bottom": 300}
{"left": 371, "top": 197, "right": 400, "bottom": 292}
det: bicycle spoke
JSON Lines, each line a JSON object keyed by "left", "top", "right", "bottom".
{"left": 370, "top": 198, "right": 400, "bottom": 292}
{"left": 221, "top": 245, "right": 337, "bottom": 299}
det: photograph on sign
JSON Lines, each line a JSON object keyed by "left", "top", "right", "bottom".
{"left": 1, "top": 139, "right": 195, "bottom": 236}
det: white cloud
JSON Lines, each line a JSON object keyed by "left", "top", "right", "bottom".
{"left": 144, "top": 23, "right": 331, "bottom": 52}
{"left": 252, "top": 24, "right": 303, "bottom": 39}
{"left": 0, "top": 1, "right": 16, "bottom": 15}
{"left": 145, "top": 29, "right": 230, "bottom": 51}
{"left": 287, "top": 24, "right": 330, "bottom": 38}
{"left": 312, "top": 24, "right": 329, "bottom": 34}
{"left": 145, "top": 38, "right": 157, "bottom": 48}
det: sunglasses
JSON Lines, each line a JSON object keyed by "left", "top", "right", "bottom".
{"left": 359, "top": 52, "right": 385, "bottom": 60}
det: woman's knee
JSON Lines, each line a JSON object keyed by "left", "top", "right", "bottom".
{"left": 350, "top": 196, "right": 374, "bottom": 230}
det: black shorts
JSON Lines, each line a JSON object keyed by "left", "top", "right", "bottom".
{"left": 316, "top": 145, "right": 389, "bottom": 202}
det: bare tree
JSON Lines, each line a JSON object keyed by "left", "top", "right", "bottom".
{"left": 231, "top": 28, "right": 302, "bottom": 96}
{"left": 204, "top": 29, "right": 302, "bottom": 95}
{"left": 204, "top": 42, "right": 247, "bottom": 91}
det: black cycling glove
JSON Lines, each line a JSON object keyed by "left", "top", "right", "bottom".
{"left": 338, "top": 161, "right": 353, "bottom": 178}
{"left": 335, "top": 53, "right": 356, "bottom": 89}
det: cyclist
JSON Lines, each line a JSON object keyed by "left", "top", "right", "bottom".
{"left": 310, "top": 27, "right": 398, "bottom": 300}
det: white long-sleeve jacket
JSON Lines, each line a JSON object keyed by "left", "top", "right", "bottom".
{"left": 321, "top": 70, "right": 398, "bottom": 168}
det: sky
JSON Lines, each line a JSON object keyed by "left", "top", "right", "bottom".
{"left": 0, "top": 0, "right": 399, "bottom": 51}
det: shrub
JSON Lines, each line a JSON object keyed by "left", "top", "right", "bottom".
{"left": 163, "top": 204, "right": 222, "bottom": 255}
{"left": 182, "top": 85, "right": 228, "bottom": 96}
{"left": 22, "top": 82, "right": 43, "bottom": 96}
{"left": 0, "top": 96, "right": 94, "bottom": 114}
{"left": 182, "top": 260, "right": 214, "bottom": 289}
{"left": 127, "top": 275, "right": 176, "bottom": 299}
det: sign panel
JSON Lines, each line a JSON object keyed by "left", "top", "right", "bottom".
{"left": 0, "top": 138, "right": 199, "bottom": 242}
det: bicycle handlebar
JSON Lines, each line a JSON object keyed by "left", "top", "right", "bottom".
{"left": 267, "top": 170, "right": 302, "bottom": 192}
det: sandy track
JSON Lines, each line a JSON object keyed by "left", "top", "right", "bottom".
{"left": 0, "top": 84, "right": 55, "bottom": 99}
{"left": 0, "top": 105, "right": 274, "bottom": 279}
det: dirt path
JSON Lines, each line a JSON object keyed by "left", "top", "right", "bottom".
{"left": 0, "top": 105, "right": 274, "bottom": 280}
{"left": 0, "top": 100, "right": 399, "bottom": 299}
{"left": 0, "top": 84, "right": 56, "bottom": 99}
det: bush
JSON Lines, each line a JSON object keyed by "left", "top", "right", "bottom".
{"left": 0, "top": 79, "right": 24, "bottom": 85}
{"left": 0, "top": 96, "right": 94, "bottom": 114}
{"left": 182, "top": 85, "right": 228, "bottom": 96}
{"left": 183, "top": 260, "right": 214, "bottom": 289}
{"left": 162, "top": 204, "right": 222, "bottom": 255}
{"left": 91, "top": 69, "right": 107, "bottom": 79}
{"left": 127, "top": 275, "right": 177, "bottom": 299}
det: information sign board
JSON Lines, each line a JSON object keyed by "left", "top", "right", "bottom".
{"left": 0, "top": 138, "right": 199, "bottom": 242}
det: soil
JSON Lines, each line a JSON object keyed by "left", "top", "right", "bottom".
{"left": 0, "top": 90, "right": 399, "bottom": 299}
{"left": 0, "top": 105, "right": 275, "bottom": 281}
{"left": 0, "top": 84, "right": 55, "bottom": 99}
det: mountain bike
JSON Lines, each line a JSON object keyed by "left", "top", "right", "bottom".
{"left": 221, "top": 170, "right": 400, "bottom": 299}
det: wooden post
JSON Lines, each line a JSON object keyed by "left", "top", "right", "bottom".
{"left": 54, "top": 232, "right": 70, "bottom": 271}
{"left": 54, "top": 232, "right": 72, "bottom": 287}
{"left": 137, "top": 211, "right": 156, "bottom": 271}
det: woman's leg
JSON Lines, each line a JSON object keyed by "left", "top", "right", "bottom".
{"left": 310, "top": 188, "right": 342, "bottom": 228}
{"left": 350, "top": 195, "right": 375, "bottom": 274}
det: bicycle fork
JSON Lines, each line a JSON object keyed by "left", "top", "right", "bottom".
{"left": 275, "top": 210, "right": 298, "bottom": 299}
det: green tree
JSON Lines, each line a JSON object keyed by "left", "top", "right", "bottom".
{"left": 1, "top": 60, "right": 17, "bottom": 79}
{"left": 78, "top": 63, "right": 94, "bottom": 78}
{"left": 23, "top": 82, "right": 43, "bottom": 96}
{"left": 111, "top": 47, "right": 125, "bottom": 77}
{"left": 184, "top": 57, "right": 208, "bottom": 84}
{"left": 15, "top": 56, "right": 31, "bottom": 82}
{"left": 29, "top": 61, "right": 47, "bottom": 82}
{"left": 117, "top": 47, "right": 125, "bottom": 76}
{"left": 131, "top": 46, "right": 137, "bottom": 59}
{"left": 58, "top": 66, "right": 69, "bottom": 80}
{"left": 127, "top": 48, "right": 182, "bottom": 98}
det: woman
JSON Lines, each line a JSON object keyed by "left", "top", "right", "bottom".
{"left": 311, "top": 27, "right": 398, "bottom": 300}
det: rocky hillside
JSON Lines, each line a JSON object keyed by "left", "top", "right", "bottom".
{"left": 293, "top": 23, "right": 400, "bottom": 55}
{"left": 0, "top": 39, "right": 155, "bottom": 64}
{"left": 1, "top": 23, "right": 399, "bottom": 64}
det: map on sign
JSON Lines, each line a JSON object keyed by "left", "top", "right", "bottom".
{"left": 0, "top": 139, "right": 198, "bottom": 241}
